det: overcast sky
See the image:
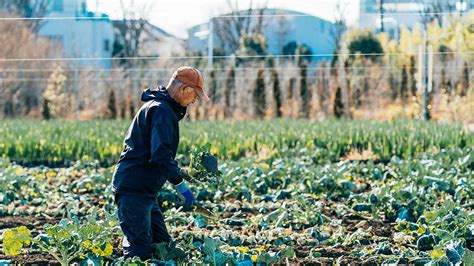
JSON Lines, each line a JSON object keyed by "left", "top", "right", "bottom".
{"left": 86, "top": 0, "right": 360, "bottom": 39}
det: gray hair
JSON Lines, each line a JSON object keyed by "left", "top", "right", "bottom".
{"left": 166, "top": 78, "right": 183, "bottom": 90}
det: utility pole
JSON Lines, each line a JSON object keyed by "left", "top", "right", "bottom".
{"left": 420, "top": 32, "right": 433, "bottom": 121}
{"left": 417, "top": 27, "right": 456, "bottom": 121}
{"left": 74, "top": 66, "right": 79, "bottom": 118}
{"left": 207, "top": 18, "right": 214, "bottom": 69}
{"left": 379, "top": 0, "right": 385, "bottom": 32}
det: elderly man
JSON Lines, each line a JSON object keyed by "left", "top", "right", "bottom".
{"left": 112, "top": 66, "right": 209, "bottom": 260}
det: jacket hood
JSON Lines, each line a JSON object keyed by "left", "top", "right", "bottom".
{"left": 141, "top": 86, "right": 187, "bottom": 121}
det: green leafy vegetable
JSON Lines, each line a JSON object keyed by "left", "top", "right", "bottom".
{"left": 2, "top": 226, "right": 32, "bottom": 255}
{"left": 187, "top": 144, "right": 221, "bottom": 183}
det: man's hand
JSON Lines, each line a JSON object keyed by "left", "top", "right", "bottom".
{"left": 180, "top": 167, "right": 195, "bottom": 183}
{"left": 175, "top": 181, "right": 195, "bottom": 210}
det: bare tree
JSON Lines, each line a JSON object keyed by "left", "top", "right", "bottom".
{"left": 275, "top": 11, "right": 289, "bottom": 55}
{"left": 419, "top": 0, "right": 456, "bottom": 29}
{"left": 331, "top": 0, "right": 348, "bottom": 66}
{"left": 379, "top": 0, "right": 385, "bottom": 32}
{"left": 112, "top": 0, "right": 155, "bottom": 110}
{"left": 254, "top": 1, "right": 268, "bottom": 35}
{"left": 113, "top": 0, "right": 155, "bottom": 66}
{"left": 0, "top": 13, "right": 55, "bottom": 118}
{"left": 213, "top": 0, "right": 269, "bottom": 55}
{"left": 459, "top": 0, "right": 466, "bottom": 16}
{"left": 0, "top": 0, "right": 51, "bottom": 33}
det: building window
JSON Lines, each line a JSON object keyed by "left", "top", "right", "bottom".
{"left": 104, "top": 39, "right": 110, "bottom": 52}
{"left": 49, "top": 0, "right": 64, "bottom": 12}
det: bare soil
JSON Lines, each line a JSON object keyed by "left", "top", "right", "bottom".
{"left": 0, "top": 212, "right": 395, "bottom": 265}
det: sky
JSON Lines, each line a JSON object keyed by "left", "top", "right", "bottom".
{"left": 86, "top": 0, "right": 360, "bottom": 39}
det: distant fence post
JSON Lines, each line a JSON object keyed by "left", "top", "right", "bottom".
{"left": 74, "top": 67, "right": 79, "bottom": 118}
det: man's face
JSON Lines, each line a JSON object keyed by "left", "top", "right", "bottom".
{"left": 172, "top": 86, "right": 198, "bottom": 106}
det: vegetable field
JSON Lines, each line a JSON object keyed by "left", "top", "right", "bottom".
{"left": 0, "top": 119, "right": 473, "bottom": 265}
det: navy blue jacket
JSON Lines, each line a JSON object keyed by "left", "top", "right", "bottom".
{"left": 112, "top": 87, "right": 187, "bottom": 197}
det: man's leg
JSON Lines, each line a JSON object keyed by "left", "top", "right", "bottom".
{"left": 116, "top": 193, "right": 154, "bottom": 260}
{"left": 151, "top": 201, "right": 188, "bottom": 260}
{"left": 151, "top": 201, "right": 172, "bottom": 244}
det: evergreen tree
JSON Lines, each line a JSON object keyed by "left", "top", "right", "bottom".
{"left": 286, "top": 77, "right": 297, "bottom": 117}
{"left": 129, "top": 97, "right": 135, "bottom": 119}
{"left": 272, "top": 70, "right": 282, "bottom": 117}
{"left": 224, "top": 67, "right": 235, "bottom": 117}
{"left": 253, "top": 68, "right": 266, "bottom": 118}
{"left": 287, "top": 78, "right": 296, "bottom": 100}
{"left": 42, "top": 98, "right": 50, "bottom": 120}
{"left": 334, "top": 87, "right": 344, "bottom": 118}
{"left": 119, "top": 98, "right": 126, "bottom": 119}
{"left": 43, "top": 65, "right": 67, "bottom": 118}
{"left": 400, "top": 64, "right": 408, "bottom": 100}
{"left": 408, "top": 56, "right": 417, "bottom": 98}
{"left": 347, "top": 30, "right": 384, "bottom": 62}
{"left": 107, "top": 89, "right": 117, "bottom": 119}
{"left": 266, "top": 57, "right": 282, "bottom": 118}
{"left": 299, "top": 62, "right": 309, "bottom": 118}
{"left": 460, "top": 62, "right": 469, "bottom": 97}
{"left": 208, "top": 70, "right": 218, "bottom": 104}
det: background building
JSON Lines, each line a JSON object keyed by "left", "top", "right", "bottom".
{"left": 360, "top": 0, "right": 474, "bottom": 38}
{"left": 112, "top": 20, "right": 185, "bottom": 58}
{"left": 37, "top": 0, "right": 114, "bottom": 68}
{"left": 187, "top": 8, "right": 336, "bottom": 62}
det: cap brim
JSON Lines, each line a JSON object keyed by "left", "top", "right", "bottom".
{"left": 195, "top": 88, "right": 210, "bottom": 102}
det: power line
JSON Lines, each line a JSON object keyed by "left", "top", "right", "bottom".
{"left": 0, "top": 71, "right": 467, "bottom": 82}
{"left": 0, "top": 51, "right": 472, "bottom": 62}
{"left": 0, "top": 64, "right": 469, "bottom": 73}
{"left": 0, "top": 16, "right": 110, "bottom": 21}
{"left": 0, "top": 76, "right": 383, "bottom": 82}
{"left": 0, "top": 11, "right": 472, "bottom": 21}
{"left": 218, "top": 11, "right": 473, "bottom": 18}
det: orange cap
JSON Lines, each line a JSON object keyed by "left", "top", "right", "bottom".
{"left": 173, "top": 66, "right": 210, "bottom": 102}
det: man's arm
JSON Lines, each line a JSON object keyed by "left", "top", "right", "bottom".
{"left": 149, "top": 108, "right": 184, "bottom": 185}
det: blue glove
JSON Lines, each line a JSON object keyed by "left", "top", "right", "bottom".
{"left": 175, "top": 181, "right": 195, "bottom": 208}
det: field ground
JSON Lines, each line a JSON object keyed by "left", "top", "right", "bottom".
{"left": 0, "top": 119, "right": 473, "bottom": 265}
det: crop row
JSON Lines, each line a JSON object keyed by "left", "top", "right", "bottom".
{"left": 1, "top": 146, "right": 472, "bottom": 264}
{"left": 0, "top": 119, "right": 472, "bottom": 166}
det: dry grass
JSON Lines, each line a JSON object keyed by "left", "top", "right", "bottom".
{"left": 342, "top": 143, "right": 379, "bottom": 161}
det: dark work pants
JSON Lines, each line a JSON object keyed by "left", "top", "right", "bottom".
{"left": 115, "top": 193, "right": 172, "bottom": 260}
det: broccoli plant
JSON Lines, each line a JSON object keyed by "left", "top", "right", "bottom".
{"left": 2, "top": 208, "right": 118, "bottom": 266}
{"left": 2, "top": 226, "right": 32, "bottom": 256}
{"left": 187, "top": 144, "right": 221, "bottom": 184}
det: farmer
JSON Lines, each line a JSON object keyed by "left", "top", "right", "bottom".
{"left": 112, "top": 66, "right": 209, "bottom": 260}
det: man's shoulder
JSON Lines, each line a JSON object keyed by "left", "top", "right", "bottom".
{"left": 144, "top": 99, "right": 172, "bottom": 113}
{"left": 142, "top": 100, "right": 175, "bottom": 122}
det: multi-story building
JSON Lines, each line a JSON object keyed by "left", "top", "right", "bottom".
{"left": 2, "top": 0, "right": 184, "bottom": 68}
{"left": 360, "top": 0, "right": 474, "bottom": 38}
{"left": 37, "top": 0, "right": 114, "bottom": 68}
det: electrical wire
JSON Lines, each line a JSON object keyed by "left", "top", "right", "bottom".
{"left": 0, "top": 64, "right": 469, "bottom": 73}
{"left": 0, "top": 51, "right": 473, "bottom": 62}
{"left": 0, "top": 10, "right": 472, "bottom": 21}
